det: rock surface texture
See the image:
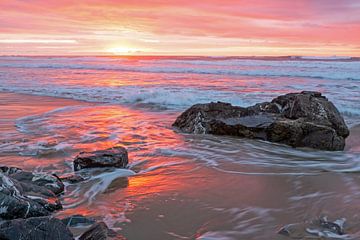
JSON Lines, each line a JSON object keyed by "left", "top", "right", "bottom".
{"left": 0, "top": 216, "right": 74, "bottom": 240}
{"left": 278, "top": 216, "right": 346, "bottom": 239}
{"left": 79, "top": 222, "right": 117, "bottom": 240}
{"left": 173, "top": 91, "right": 349, "bottom": 151}
{"left": 74, "top": 146, "right": 129, "bottom": 171}
{"left": 0, "top": 165, "right": 121, "bottom": 239}
{"left": 0, "top": 169, "right": 63, "bottom": 220}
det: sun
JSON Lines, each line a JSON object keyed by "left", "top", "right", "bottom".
{"left": 107, "top": 46, "right": 140, "bottom": 55}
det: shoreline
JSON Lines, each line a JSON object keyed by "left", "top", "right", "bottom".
{"left": 1, "top": 91, "right": 360, "bottom": 239}
{"left": 0, "top": 92, "right": 84, "bottom": 131}
{"left": 1, "top": 90, "right": 359, "bottom": 152}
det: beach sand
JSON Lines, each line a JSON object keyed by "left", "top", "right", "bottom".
{"left": 0, "top": 92, "right": 83, "bottom": 132}
{"left": 1, "top": 92, "right": 360, "bottom": 239}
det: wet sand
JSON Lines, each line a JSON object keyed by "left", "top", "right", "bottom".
{"left": 0, "top": 92, "right": 86, "bottom": 167}
{"left": 0, "top": 92, "right": 84, "bottom": 132}
{"left": 1, "top": 92, "right": 360, "bottom": 240}
{"left": 346, "top": 124, "right": 360, "bottom": 152}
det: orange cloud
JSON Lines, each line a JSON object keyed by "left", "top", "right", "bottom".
{"left": 0, "top": 0, "right": 359, "bottom": 55}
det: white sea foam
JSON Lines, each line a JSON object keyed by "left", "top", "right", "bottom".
{"left": 300, "top": 56, "right": 354, "bottom": 60}
{"left": 0, "top": 56, "right": 359, "bottom": 121}
{"left": 0, "top": 85, "right": 251, "bottom": 109}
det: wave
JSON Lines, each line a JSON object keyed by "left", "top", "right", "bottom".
{"left": 299, "top": 56, "right": 355, "bottom": 60}
{"left": 2, "top": 84, "right": 360, "bottom": 122}
{"left": 0, "top": 85, "right": 251, "bottom": 109}
{"left": 0, "top": 56, "right": 359, "bottom": 80}
{"left": 146, "top": 57, "right": 360, "bottom": 69}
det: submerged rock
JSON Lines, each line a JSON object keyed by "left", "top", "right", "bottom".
{"left": 173, "top": 91, "right": 349, "bottom": 151}
{"left": 59, "top": 173, "right": 86, "bottom": 184}
{"left": 278, "top": 216, "right": 347, "bottom": 239}
{"left": 73, "top": 146, "right": 128, "bottom": 171}
{"left": 79, "top": 221, "right": 117, "bottom": 240}
{"left": 62, "top": 215, "right": 96, "bottom": 227}
{"left": 0, "top": 216, "right": 74, "bottom": 240}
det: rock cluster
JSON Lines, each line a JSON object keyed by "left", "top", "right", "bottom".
{"left": 0, "top": 146, "right": 129, "bottom": 239}
{"left": 0, "top": 168, "right": 63, "bottom": 220}
{"left": 173, "top": 91, "right": 349, "bottom": 151}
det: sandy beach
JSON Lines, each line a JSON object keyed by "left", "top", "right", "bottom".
{"left": 1, "top": 91, "right": 360, "bottom": 239}
{"left": 1, "top": 1, "right": 360, "bottom": 239}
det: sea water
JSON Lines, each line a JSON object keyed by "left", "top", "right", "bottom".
{"left": 0, "top": 56, "right": 360, "bottom": 239}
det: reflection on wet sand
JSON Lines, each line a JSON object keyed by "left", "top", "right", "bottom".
{"left": 1, "top": 92, "right": 360, "bottom": 239}
{"left": 346, "top": 124, "right": 360, "bottom": 153}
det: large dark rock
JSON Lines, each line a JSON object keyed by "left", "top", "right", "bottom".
{"left": 74, "top": 147, "right": 128, "bottom": 171}
{"left": 0, "top": 216, "right": 74, "bottom": 240}
{"left": 0, "top": 172, "right": 62, "bottom": 220}
{"left": 173, "top": 91, "right": 349, "bottom": 151}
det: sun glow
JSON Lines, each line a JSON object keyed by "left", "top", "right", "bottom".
{"left": 107, "top": 47, "right": 140, "bottom": 55}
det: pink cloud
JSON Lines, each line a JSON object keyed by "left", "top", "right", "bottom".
{"left": 0, "top": 0, "right": 359, "bottom": 55}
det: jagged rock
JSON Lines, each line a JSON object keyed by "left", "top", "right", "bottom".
{"left": 278, "top": 216, "right": 346, "bottom": 239}
{"left": 79, "top": 222, "right": 117, "bottom": 240}
{"left": 0, "top": 166, "right": 65, "bottom": 195}
{"left": 62, "top": 215, "right": 96, "bottom": 227}
{"left": 173, "top": 91, "right": 349, "bottom": 151}
{"left": 0, "top": 166, "right": 22, "bottom": 175}
{"left": 10, "top": 171, "right": 64, "bottom": 195}
{"left": 74, "top": 147, "right": 128, "bottom": 171}
{"left": 0, "top": 172, "right": 62, "bottom": 220}
{"left": 0, "top": 216, "right": 74, "bottom": 240}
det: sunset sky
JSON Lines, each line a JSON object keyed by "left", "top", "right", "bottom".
{"left": 1, "top": 0, "right": 360, "bottom": 56}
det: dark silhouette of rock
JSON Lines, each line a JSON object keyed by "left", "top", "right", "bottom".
{"left": 173, "top": 91, "right": 349, "bottom": 151}
{"left": 74, "top": 147, "right": 128, "bottom": 171}
{"left": 0, "top": 172, "right": 62, "bottom": 220}
{"left": 79, "top": 222, "right": 117, "bottom": 240}
{"left": 0, "top": 216, "right": 74, "bottom": 240}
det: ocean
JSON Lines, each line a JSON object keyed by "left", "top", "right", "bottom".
{"left": 0, "top": 56, "right": 360, "bottom": 239}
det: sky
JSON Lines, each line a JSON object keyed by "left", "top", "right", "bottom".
{"left": 1, "top": 0, "right": 360, "bottom": 56}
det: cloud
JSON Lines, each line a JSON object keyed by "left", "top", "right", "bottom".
{"left": 0, "top": 39, "right": 77, "bottom": 44}
{"left": 0, "top": 0, "right": 359, "bottom": 55}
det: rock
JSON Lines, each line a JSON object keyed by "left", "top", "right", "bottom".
{"left": 0, "top": 172, "right": 62, "bottom": 220}
{"left": 59, "top": 173, "right": 86, "bottom": 184}
{"left": 62, "top": 215, "right": 96, "bottom": 227}
{"left": 74, "top": 147, "right": 128, "bottom": 171}
{"left": 79, "top": 222, "right": 117, "bottom": 240}
{"left": 0, "top": 166, "right": 65, "bottom": 195}
{"left": 173, "top": 91, "right": 349, "bottom": 151}
{"left": 10, "top": 171, "right": 64, "bottom": 195}
{"left": 0, "top": 166, "right": 22, "bottom": 175}
{"left": 0, "top": 216, "right": 74, "bottom": 240}
{"left": 278, "top": 216, "right": 346, "bottom": 239}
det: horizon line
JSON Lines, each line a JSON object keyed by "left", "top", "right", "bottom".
{"left": 0, "top": 54, "right": 359, "bottom": 58}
